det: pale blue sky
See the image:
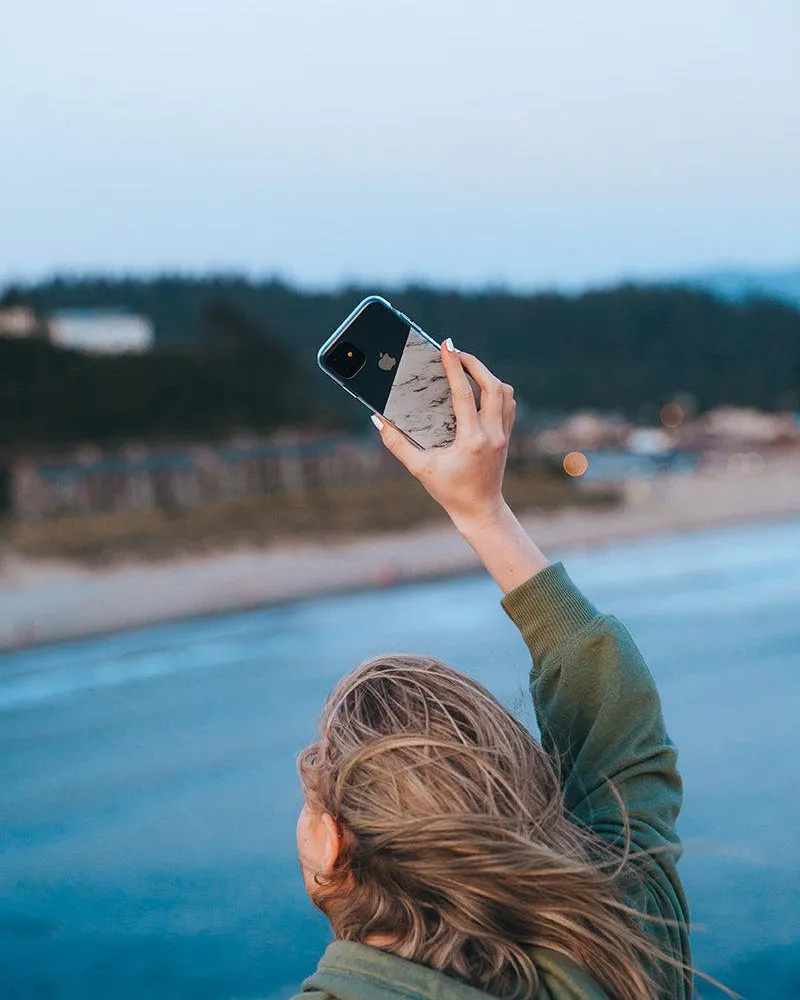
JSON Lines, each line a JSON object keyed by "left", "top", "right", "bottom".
{"left": 1, "top": 0, "right": 798, "bottom": 290}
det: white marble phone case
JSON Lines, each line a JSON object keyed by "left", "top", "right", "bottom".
{"left": 382, "top": 328, "right": 463, "bottom": 450}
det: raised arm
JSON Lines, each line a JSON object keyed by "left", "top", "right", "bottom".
{"left": 372, "top": 341, "right": 692, "bottom": 992}
{"left": 497, "top": 555, "right": 682, "bottom": 849}
{"left": 372, "top": 340, "right": 683, "bottom": 835}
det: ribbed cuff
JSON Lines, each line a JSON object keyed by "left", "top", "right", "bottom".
{"left": 500, "top": 561, "right": 600, "bottom": 665}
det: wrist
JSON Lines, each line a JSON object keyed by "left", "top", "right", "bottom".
{"left": 450, "top": 497, "right": 513, "bottom": 539}
{"left": 451, "top": 497, "right": 549, "bottom": 594}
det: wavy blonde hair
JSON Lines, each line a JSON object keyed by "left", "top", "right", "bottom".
{"left": 298, "top": 654, "right": 695, "bottom": 1000}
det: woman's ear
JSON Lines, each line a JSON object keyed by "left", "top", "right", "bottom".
{"left": 297, "top": 803, "right": 354, "bottom": 905}
{"left": 318, "top": 811, "right": 342, "bottom": 875}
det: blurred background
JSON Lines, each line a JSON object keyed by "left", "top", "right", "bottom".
{"left": 1, "top": 2, "right": 798, "bottom": 998}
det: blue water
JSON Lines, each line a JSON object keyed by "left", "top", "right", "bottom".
{"left": 1, "top": 519, "right": 799, "bottom": 999}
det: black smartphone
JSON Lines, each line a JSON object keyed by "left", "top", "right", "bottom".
{"left": 317, "top": 295, "right": 480, "bottom": 449}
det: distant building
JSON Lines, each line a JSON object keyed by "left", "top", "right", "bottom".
{"left": 48, "top": 309, "right": 154, "bottom": 354}
{"left": 536, "top": 411, "right": 629, "bottom": 453}
{"left": 698, "top": 407, "right": 798, "bottom": 445}
{"left": 0, "top": 306, "right": 38, "bottom": 337}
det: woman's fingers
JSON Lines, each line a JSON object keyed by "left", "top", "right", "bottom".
{"left": 502, "top": 383, "right": 517, "bottom": 438}
{"left": 439, "top": 339, "right": 480, "bottom": 436}
{"left": 375, "top": 342, "right": 515, "bottom": 463}
{"left": 371, "top": 413, "right": 425, "bottom": 475}
{"left": 452, "top": 351, "right": 507, "bottom": 441}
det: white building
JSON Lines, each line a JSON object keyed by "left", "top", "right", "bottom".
{"left": 536, "top": 411, "right": 629, "bottom": 453}
{"left": 48, "top": 309, "right": 154, "bottom": 354}
{"left": 699, "top": 406, "right": 798, "bottom": 444}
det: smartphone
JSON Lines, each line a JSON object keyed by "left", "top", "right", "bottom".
{"left": 317, "top": 296, "right": 480, "bottom": 450}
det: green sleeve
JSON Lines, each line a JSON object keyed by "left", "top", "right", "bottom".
{"left": 500, "top": 562, "right": 693, "bottom": 997}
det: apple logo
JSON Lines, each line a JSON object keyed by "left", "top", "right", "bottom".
{"left": 378, "top": 352, "right": 397, "bottom": 371}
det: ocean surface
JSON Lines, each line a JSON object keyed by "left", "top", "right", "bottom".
{"left": 1, "top": 518, "right": 799, "bottom": 1000}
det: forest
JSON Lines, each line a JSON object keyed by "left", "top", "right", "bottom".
{"left": 2, "top": 276, "right": 799, "bottom": 452}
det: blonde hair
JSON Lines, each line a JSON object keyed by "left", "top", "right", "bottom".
{"left": 298, "top": 654, "right": 692, "bottom": 1000}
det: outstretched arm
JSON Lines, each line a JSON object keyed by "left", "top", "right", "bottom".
{"left": 372, "top": 341, "right": 682, "bottom": 837}
{"left": 373, "top": 341, "right": 691, "bottom": 992}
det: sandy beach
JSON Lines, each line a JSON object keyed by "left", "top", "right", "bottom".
{"left": 1, "top": 454, "right": 799, "bottom": 652}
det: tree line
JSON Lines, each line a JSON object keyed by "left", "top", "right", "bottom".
{"left": 2, "top": 276, "right": 799, "bottom": 453}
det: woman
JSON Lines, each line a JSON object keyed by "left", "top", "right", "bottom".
{"left": 294, "top": 341, "right": 694, "bottom": 1000}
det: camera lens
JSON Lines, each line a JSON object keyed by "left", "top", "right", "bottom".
{"left": 326, "top": 341, "right": 366, "bottom": 379}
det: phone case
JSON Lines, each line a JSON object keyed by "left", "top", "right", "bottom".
{"left": 318, "top": 297, "right": 481, "bottom": 450}
{"left": 382, "top": 325, "right": 460, "bottom": 449}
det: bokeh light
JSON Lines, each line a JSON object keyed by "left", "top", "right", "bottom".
{"left": 563, "top": 451, "right": 589, "bottom": 477}
{"left": 660, "top": 402, "right": 685, "bottom": 428}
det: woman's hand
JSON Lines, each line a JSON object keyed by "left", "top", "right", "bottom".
{"left": 371, "top": 338, "right": 516, "bottom": 533}
{"left": 371, "top": 338, "right": 549, "bottom": 593}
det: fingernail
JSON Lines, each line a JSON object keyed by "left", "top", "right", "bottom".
{"left": 444, "top": 337, "right": 456, "bottom": 352}
{"left": 370, "top": 414, "right": 384, "bottom": 430}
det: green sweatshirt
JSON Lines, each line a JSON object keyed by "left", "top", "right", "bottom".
{"left": 291, "top": 562, "right": 692, "bottom": 1000}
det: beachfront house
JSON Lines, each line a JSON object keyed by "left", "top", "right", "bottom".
{"left": 48, "top": 309, "right": 154, "bottom": 354}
